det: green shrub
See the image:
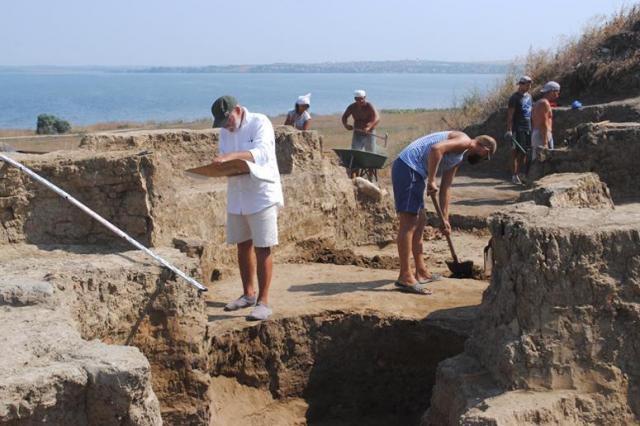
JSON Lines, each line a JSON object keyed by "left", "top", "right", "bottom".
{"left": 36, "top": 114, "right": 72, "bottom": 135}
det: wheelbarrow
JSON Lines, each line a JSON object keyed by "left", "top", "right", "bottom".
{"left": 333, "top": 149, "right": 387, "bottom": 182}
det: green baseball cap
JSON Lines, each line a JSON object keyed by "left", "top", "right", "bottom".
{"left": 211, "top": 95, "right": 238, "bottom": 128}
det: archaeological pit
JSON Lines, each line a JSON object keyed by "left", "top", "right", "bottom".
{"left": 1, "top": 124, "right": 639, "bottom": 425}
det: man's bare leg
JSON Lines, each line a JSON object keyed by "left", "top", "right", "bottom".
{"left": 412, "top": 210, "right": 433, "bottom": 282}
{"left": 397, "top": 212, "right": 419, "bottom": 284}
{"left": 237, "top": 239, "right": 257, "bottom": 298}
{"left": 511, "top": 149, "right": 520, "bottom": 176}
{"left": 255, "top": 247, "right": 272, "bottom": 305}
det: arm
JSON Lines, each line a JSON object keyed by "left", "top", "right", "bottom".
{"left": 506, "top": 94, "right": 516, "bottom": 133}
{"left": 212, "top": 150, "right": 254, "bottom": 164}
{"left": 284, "top": 112, "right": 293, "bottom": 126}
{"left": 341, "top": 105, "right": 353, "bottom": 130}
{"left": 364, "top": 105, "right": 380, "bottom": 132}
{"left": 215, "top": 134, "right": 254, "bottom": 163}
{"left": 302, "top": 118, "right": 311, "bottom": 131}
{"left": 426, "top": 132, "right": 470, "bottom": 195}
{"left": 246, "top": 117, "right": 276, "bottom": 166}
{"left": 506, "top": 106, "right": 515, "bottom": 133}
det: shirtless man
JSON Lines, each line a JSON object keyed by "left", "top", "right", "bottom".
{"left": 531, "top": 81, "right": 560, "bottom": 160}
{"left": 341, "top": 89, "right": 380, "bottom": 152}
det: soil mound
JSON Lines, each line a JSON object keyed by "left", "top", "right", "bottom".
{"left": 291, "top": 238, "right": 399, "bottom": 269}
{"left": 424, "top": 174, "right": 640, "bottom": 425}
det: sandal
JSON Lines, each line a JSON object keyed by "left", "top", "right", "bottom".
{"left": 418, "top": 273, "right": 442, "bottom": 284}
{"left": 394, "top": 281, "right": 433, "bottom": 295}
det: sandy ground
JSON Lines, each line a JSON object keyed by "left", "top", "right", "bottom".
{"left": 448, "top": 174, "right": 522, "bottom": 217}
{"left": 205, "top": 227, "right": 491, "bottom": 335}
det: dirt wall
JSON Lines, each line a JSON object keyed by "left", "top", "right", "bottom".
{"left": 462, "top": 97, "right": 640, "bottom": 178}
{"left": 0, "top": 128, "right": 394, "bottom": 261}
{"left": 0, "top": 151, "right": 155, "bottom": 246}
{"left": 528, "top": 122, "right": 640, "bottom": 201}
{"left": 209, "top": 312, "right": 468, "bottom": 425}
{"left": 424, "top": 174, "right": 640, "bottom": 425}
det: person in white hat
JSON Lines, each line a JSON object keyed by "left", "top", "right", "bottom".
{"left": 284, "top": 93, "right": 312, "bottom": 130}
{"left": 341, "top": 89, "right": 380, "bottom": 152}
{"left": 505, "top": 76, "right": 533, "bottom": 184}
{"left": 532, "top": 81, "right": 561, "bottom": 160}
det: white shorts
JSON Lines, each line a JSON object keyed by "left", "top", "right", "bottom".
{"left": 226, "top": 204, "right": 279, "bottom": 248}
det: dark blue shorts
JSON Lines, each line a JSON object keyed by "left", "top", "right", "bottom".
{"left": 391, "top": 159, "right": 425, "bottom": 214}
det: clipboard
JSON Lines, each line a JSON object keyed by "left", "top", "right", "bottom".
{"left": 185, "top": 159, "right": 249, "bottom": 178}
{"left": 185, "top": 159, "right": 276, "bottom": 183}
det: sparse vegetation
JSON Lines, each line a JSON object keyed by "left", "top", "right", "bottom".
{"left": 450, "top": 5, "right": 640, "bottom": 128}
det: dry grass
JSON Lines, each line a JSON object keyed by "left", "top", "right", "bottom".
{"left": 0, "top": 118, "right": 213, "bottom": 138}
{"left": 525, "top": 5, "right": 640, "bottom": 85}
{"left": 452, "top": 5, "right": 640, "bottom": 127}
{"left": 2, "top": 110, "right": 456, "bottom": 158}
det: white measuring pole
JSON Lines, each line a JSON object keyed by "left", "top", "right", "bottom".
{"left": 0, "top": 153, "right": 207, "bottom": 292}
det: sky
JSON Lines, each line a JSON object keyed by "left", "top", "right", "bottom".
{"left": 1, "top": 0, "right": 634, "bottom": 66}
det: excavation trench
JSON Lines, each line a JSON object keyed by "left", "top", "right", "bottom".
{"left": 34, "top": 244, "right": 481, "bottom": 425}
{"left": 206, "top": 312, "right": 471, "bottom": 425}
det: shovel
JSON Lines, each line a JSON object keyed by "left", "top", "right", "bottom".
{"left": 429, "top": 193, "right": 474, "bottom": 278}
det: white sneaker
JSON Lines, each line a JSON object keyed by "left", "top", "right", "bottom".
{"left": 224, "top": 295, "right": 257, "bottom": 311}
{"left": 246, "top": 302, "right": 272, "bottom": 321}
{"left": 511, "top": 175, "right": 522, "bottom": 185}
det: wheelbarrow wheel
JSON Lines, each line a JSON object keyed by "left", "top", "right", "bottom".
{"left": 358, "top": 167, "right": 377, "bottom": 183}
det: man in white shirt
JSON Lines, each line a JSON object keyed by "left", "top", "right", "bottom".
{"left": 211, "top": 95, "right": 284, "bottom": 321}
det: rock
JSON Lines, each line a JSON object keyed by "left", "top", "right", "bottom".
{"left": 0, "top": 305, "right": 162, "bottom": 425}
{"left": 173, "top": 237, "right": 205, "bottom": 258}
{"left": 0, "top": 142, "right": 16, "bottom": 152}
{"left": 354, "top": 176, "right": 383, "bottom": 201}
{"left": 0, "top": 278, "right": 53, "bottom": 306}
{"left": 0, "top": 246, "right": 208, "bottom": 424}
{"left": 518, "top": 172, "right": 614, "bottom": 209}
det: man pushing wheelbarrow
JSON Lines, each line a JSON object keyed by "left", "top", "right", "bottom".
{"left": 337, "top": 89, "right": 389, "bottom": 181}
{"left": 341, "top": 89, "right": 381, "bottom": 153}
{"left": 391, "top": 131, "right": 496, "bottom": 294}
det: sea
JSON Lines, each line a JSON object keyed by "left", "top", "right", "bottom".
{"left": 0, "top": 71, "right": 504, "bottom": 129}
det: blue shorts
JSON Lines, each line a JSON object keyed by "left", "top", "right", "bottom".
{"left": 391, "top": 159, "right": 425, "bottom": 214}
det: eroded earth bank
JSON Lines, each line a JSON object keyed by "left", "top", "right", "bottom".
{"left": 1, "top": 120, "right": 639, "bottom": 425}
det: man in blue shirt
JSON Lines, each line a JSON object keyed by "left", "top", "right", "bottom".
{"left": 391, "top": 131, "right": 497, "bottom": 294}
{"left": 505, "top": 76, "right": 533, "bottom": 185}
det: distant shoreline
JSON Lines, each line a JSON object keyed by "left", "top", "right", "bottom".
{"left": 0, "top": 60, "right": 515, "bottom": 75}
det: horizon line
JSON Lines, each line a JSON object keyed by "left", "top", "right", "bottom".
{"left": 0, "top": 58, "right": 518, "bottom": 68}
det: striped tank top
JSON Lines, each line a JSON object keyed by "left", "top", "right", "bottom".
{"left": 397, "top": 131, "right": 465, "bottom": 178}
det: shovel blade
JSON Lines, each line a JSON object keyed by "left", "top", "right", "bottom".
{"left": 446, "top": 259, "right": 474, "bottom": 278}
